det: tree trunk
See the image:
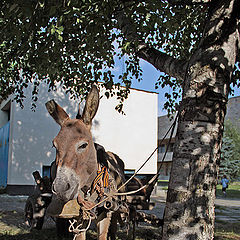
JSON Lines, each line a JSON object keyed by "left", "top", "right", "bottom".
{"left": 162, "top": 71, "right": 227, "bottom": 239}
{"left": 115, "top": 1, "right": 239, "bottom": 238}
{"left": 162, "top": 0, "right": 239, "bottom": 239}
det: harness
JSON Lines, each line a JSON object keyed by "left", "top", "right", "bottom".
{"left": 88, "top": 143, "right": 112, "bottom": 199}
{"left": 77, "top": 143, "right": 111, "bottom": 201}
{"left": 92, "top": 165, "right": 109, "bottom": 191}
{"left": 69, "top": 114, "right": 179, "bottom": 238}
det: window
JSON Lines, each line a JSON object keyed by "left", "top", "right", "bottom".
{"left": 42, "top": 165, "right": 51, "bottom": 178}
{"left": 158, "top": 144, "right": 166, "bottom": 153}
{"left": 167, "top": 143, "right": 175, "bottom": 152}
{"left": 124, "top": 169, "right": 135, "bottom": 175}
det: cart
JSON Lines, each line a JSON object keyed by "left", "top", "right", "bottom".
{"left": 24, "top": 170, "right": 163, "bottom": 238}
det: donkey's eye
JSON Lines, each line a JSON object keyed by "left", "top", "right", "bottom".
{"left": 79, "top": 143, "right": 88, "bottom": 149}
{"left": 76, "top": 141, "right": 88, "bottom": 153}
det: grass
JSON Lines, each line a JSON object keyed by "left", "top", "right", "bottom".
{"left": 215, "top": 221, "right": 240, "bottom": 240}
{"left": 0, "top": 210, "right": 162, "bottom": 240}
{"left": 0, "top": 226, "right": 161, "bottom": 240}
{"left": 216, "top": 182, "right": 240, "bottom": 199}
{"left": 0, "top": 229, "right": 59, "bottom": 240}
{"left": 0, "top": 222, "right": 239, "bottom": 240}
{"left": 214, "top": 232, "right": 240, "bottom": 240}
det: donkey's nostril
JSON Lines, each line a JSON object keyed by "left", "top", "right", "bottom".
{"left": 53, "top": 179, "right": 71, "bottom": 194}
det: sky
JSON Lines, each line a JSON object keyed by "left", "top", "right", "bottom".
{"left": 113, "top": 57, "right": 174, "bottom": 116}
{"left": 131, "top": 60, "right": 170, "bottom": 116}
{"left": 128, "top": 60, "right": 240, "bottom": 116}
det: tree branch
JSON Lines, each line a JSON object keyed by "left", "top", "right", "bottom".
{"left": 137, "top": 46, "right": 188, "bottom": 80}
{"left": 115, "top": 9, "right": 187, "bottom": 80}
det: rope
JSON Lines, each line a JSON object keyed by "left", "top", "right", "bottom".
{"left": 83, "top": 113, "right": 179, "bottom": 211}
{"left": 82, "top": 193, "right": 113, "bottom": 211}
{"left": 117, "top": 113, "right": 179, "bottom": 192}
{"left": 69, "top": 211, "right": 92, "bottom": 240}
{"left": 114, "top": 113, "right": 178, "bottom": 197}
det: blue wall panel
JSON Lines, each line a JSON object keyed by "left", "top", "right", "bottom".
{"left": 0, "top": 122, "right": 10, "bottom": 188}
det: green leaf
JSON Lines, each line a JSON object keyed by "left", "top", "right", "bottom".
{"left": 58, "top": 35, "right": 63, "bottom": 42}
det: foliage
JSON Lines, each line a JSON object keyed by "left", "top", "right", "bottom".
{"left": 221, "top": 120, "right": 240, "bottom": 180}
{"left": 0, "top": 0, "right": 210, "bottom": 110}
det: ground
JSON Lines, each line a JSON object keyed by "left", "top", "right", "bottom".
{"left": 0, "top": 186, "right": 239, "bottom": 240}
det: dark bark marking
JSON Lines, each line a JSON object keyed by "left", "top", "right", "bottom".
{"left": 181, "top": 87, "right": 227, "bottom": 123}
{"left": 166, "top": 225, "right": 180, "bottom": 235}
{"left": 186, "top": 233, "right": 198, "bottom": 240}
{"left": 167, "top": 188, "right": 191, "bottom": 203}
{"left": 204, "top": 0, "right": 240, "bottom": 49}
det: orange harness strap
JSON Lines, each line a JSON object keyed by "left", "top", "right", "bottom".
{"left": 92, "top": 166, "right": 109, "bottom": 191}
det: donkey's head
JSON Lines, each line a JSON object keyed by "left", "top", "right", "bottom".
{"left": 45, "top": 86, "right": 99, "bottom": 202}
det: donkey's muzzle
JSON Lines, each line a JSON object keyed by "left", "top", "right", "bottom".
{"left": 52, "top": 178, "right": 78, "bottom": 202}
{"left": 52, "top": 166, "right": 80, "bottom": 202}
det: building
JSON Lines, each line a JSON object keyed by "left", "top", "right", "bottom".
{"left": 157, "top": 114, "right": 177, "bottom": 180}
{"left": 0, "top": 84, "right": 158, "bottom": 194}
{"left": 157, "top": 96, "right": 240, "bottom": 180}
{"left": 225, "top": 96, "right": 240, "bottom": 129}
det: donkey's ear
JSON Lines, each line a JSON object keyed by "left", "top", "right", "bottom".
{"left": 82, "top": 85, "right": 99, "bottom": 126}
{"left": 45, "top": 99, "right": 69, "bottom": 126}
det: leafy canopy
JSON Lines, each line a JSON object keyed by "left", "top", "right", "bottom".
{"left": 1, "top": 0, "right": 238, "bottom": 110}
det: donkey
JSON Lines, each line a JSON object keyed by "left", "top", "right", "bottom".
{"left": 45, "top": 86, "right": 126, "bottom": 240}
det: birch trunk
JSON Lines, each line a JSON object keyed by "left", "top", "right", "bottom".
{"left": 116, "top": 0, "right": 239, "bottom": 238}
{"left": 162, "top": 0, "right": 240, "bottom": 239}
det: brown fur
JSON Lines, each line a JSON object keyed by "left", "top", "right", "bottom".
{"left": 46, "top": 86, "right": 125, "bottom": 240}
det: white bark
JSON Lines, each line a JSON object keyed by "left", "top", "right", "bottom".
{"left": 162, "top": 0, "right": 239, "bottom": 239}
{"left": 116, "top": 0, "right": 240, "bottom": 238}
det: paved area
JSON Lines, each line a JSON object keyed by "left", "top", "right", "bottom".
{"left": 152, "top": 189, "right": 240, "bottom": 207}
{"left": 151, "top": 190, "right": 240, "bottom": 223}
{"left": 0, "top": 194, "right": 27, "bottom": 212}
{"left": 215, "top": 197, "right": 240, "bottom": 207}
{"left": 0, "top": 190, "right": 239, "bottom": 226}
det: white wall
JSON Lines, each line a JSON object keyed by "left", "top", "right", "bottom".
{"left": 7, "top": 84, "right": 158, "bottom": 185}
{"left": 92, "top": 87, "right": 158, "bottom": 174}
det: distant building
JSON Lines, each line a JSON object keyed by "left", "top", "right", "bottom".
{"left": 157, "top": 96, "right": 240, "bottom": 180}
{"left": 0, "top": 84, "right": 158, "bottom": 194}
{"left": 157, "top": 115, "right": 177, "bottom": 180}
{"left": 225, "top": 96, "right": 240, "bottom": 129}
